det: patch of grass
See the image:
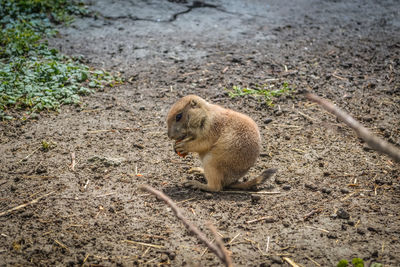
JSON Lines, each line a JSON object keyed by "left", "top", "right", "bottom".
{"left": 226, "top": 81, "right": 294, "bottom": 106}
{"left": 0, "top": 0, "right": 123, "bottom": 120}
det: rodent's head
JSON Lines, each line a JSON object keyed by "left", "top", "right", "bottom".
{"left": 166, "top": 95, "right": 207, "bottom": 140}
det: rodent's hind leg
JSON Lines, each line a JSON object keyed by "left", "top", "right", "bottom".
{"left": 188, "top": 167, "right": 204, "bottom": 175}
{"left": 184, "top": 166, "right": 223, "bottom": 192}
{"left": 184, "top": 180, "right": 222, "bottom": 192}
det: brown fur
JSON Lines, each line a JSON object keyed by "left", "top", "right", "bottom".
{"left": 166, "top": 95, "right": 276, "bottom": 192}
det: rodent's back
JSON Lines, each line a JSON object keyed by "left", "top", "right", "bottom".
{"left": 208, "top": 104, "right": 261, "bottom": 180}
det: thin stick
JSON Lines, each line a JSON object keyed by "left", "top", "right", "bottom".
{"left": 305, "top": 225, "right": 330, "bottom": 233}
{"left": 306, "top": 93, "right": 400, "bottom": 162}
{"left": 246, "top": 216, "right": 274, "bottom": 224}
{"left": 0, "top": 191, "right": 55, "bottom": 217}
{"left": 305, "top": 254, "right": 321, "bottom": 266}
{"left": 265, "top": 236, "right": 270, "bottom": 253}
{"left": 221, "top": 190, "right": 281, "bottom": 195}
{"left": 140, "top": 185, "right": 232, "bottom": 267}
{"left": 70, "top": 152, "right": 76, "bottom": 171}
{"left": 53, "top": 239, "right": 69, "bottom": 251}
{"left": 207, "top": 223, "right": 233, "bottom": 267}
{"left": 283, "top": 257, "right": 301, "bottom": 267}
{"left": 122, "top": 240, "right": 164, "bottom": 249}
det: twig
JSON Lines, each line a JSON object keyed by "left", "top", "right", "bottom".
{"left": 265, "top": 236, "right": 270, "bottom": 253}
{"left": 305, "top": 254, "right": 321, "bottom": 266}
{"left": 303, "top": 208, "right": 323, "bottom": 221}
{"left": 0, "top": 191, "right": 55, "bottom": 217}
{"left": 306, "top": 93, "right": 400, "bottom": 162}
{"left": 305, "top": 225, "right": 329, "bottom": 233}
{"left": 139, "top": 185, "right": 233, "bottom": 267}
{"left": 246, "top": 216, "right": 274, "bottom": 224}
{"left": 221, "top": 190, "right": 281, "bottom": 195}
{"left": 207, "top": 223, "right": 233, "bottom": 267}
{"left": 53, "top": 239, "right": 69, "bottom": 251}
{"left": 228, "top": 233, "right": 241, "bottom": 245}
{"left": 283, "top": 257, "right": 301, "bottom": 267}
{"left": 122, "top": 240, "right": 164, "bottom": 249}
{"left": 70, "top": 152, "right": 76, "bottom": 171}
{"left": 17, "top": 147, "right": 39, "bottom": 164}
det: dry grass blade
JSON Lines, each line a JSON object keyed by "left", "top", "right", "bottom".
{"left": 0, "top": 191, "right": 55, "bottom": 217}
{"left": 306, "top": 93, "right": 400, "bottom": 162}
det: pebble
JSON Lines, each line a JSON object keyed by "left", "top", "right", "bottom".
{"left": 327, "top": 233, "right": 337, "bottom": 239}
{"left": 275, "top": 177, "right": 286, "bottom": 185}
{"left": 340, "top": 188, "right": 350, "bottom": 194}
{"left": 304, "top": 183, "right": 318, "bottom": 191}
{"left": 282, "top": 184, "right": 291, "bottom": 191}
{"left": 264, "top": 118, "right": 273, "bottom": 124}
{"left": 321, "top": 187, "right": 332, "bottom": 194}
{"left": 357, "top": 228, "right": 366, "bottom": 235}
{"left": 337, "top": 209, "right": 350, "bottom": 219}
{"left": 270, "top": 256, "right": 283, "bottom": 264}
{"left": 139, "top": 106, "right": 146, "bottom": 111}
{"left": 251, "top": 194, "right": 261, "bottom": 204}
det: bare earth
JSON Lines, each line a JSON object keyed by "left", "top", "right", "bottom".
{"left": 1, "top": 0, "right": 400, "bottom": 266}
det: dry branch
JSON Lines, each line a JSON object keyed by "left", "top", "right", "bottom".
{"left": 0, "top": 191, "right": 55, "bottom": 217}
{"left": 139, "top": 185, "right": 233, "bottom": 267}
{"left": 306, "top": 93, "right": 400, "bottom": 162}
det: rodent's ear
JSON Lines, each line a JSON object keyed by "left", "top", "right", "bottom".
{"left": 190, "top": 99, "right": 197, "bottom": 107}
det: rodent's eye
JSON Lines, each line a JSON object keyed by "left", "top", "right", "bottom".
{"left": 175, "top": 113, "right": 183, "bottom": 122}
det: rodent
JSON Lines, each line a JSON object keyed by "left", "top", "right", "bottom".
{"left": 166, "top": 95, "right": 276, "bottom": 192}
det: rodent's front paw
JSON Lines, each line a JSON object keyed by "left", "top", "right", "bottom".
{"left": 174, "top": 140, "right": 188, "bottom": 157}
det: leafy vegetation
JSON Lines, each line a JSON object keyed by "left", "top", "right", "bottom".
{"left": 0, "top": 0, "right": 122, "bottom": 120}
{"left": 226, "top": 81, "right": 294, "bottom": 106}
{"left": 336, "top": 258, "right": 370, "bottom": 267}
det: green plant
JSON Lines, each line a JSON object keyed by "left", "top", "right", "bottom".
{"left": 226, "top": 82, "right": 294, "bottom": 106}
{"left": 337, "top": 259, "right": 349, "bottom": 267}
{"left": 352, "top": 258, "right": 364, "bottom": 267}
{"left": 337, "top": 258, "right": 367, "bottom": 267}
{"left": 0, "top": 0, "right": 122, "bottom": 120}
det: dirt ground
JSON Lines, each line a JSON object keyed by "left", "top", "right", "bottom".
{"left": 1, "top": 0, "right": 400, "bottom": 266}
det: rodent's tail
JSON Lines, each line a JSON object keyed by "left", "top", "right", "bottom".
{"left": 227, "top": 168, "right": 277, "bottom": 190}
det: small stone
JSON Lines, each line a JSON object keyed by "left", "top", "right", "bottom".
{"left": 139, "top": 106, "right": 146, "bottom": 111}
{"left": 270, "top": 256, "right": 283, "bottom": 264}
{"left": 304, "top": 183, "right": 318, "bottom": 191}
{"left": 160, "top": 254, "right": 169, "bottom": 262}
{"left": 367, "top": 226, "right": 378, "bottom": 232}
{"left": 251, "top": 194, "right": 261, "bottom": 204}
{"left": 337, "top": 209, "right": 350, "bottom": 220}
{"left": 347, "top": 220, "right": 355, "bottom": 226}
{"left": 282, "top": 220, "right": 290, "bottom": 227}
{"left": 356, "top": 228, "right": 365, "bottom": 235}
{"left": 321, "top": 188, "right": 332, "bottom": 194}
{"left": 282, "top": 184, "right": 291, "bottom": 191}
{"left": 340, "top": 188, "right": 350, "bottom": 194}
{"left": 205, "top": 193, "right": 213, "bottom": 199}
{"left": 275, "top": 110, "right": 283, "bottom": 116}
{"left": 275, "top": 177, "right": 286, "bottom": 185}
{"left": 327, "top": 233, "right": 337, "bottom": 239}
{"left": 264, "top": 118, "right": 273, "bottom": 124}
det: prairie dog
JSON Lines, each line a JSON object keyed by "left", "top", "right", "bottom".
{"left": 166, "top": 95, "right": 276, "bottom": 192}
